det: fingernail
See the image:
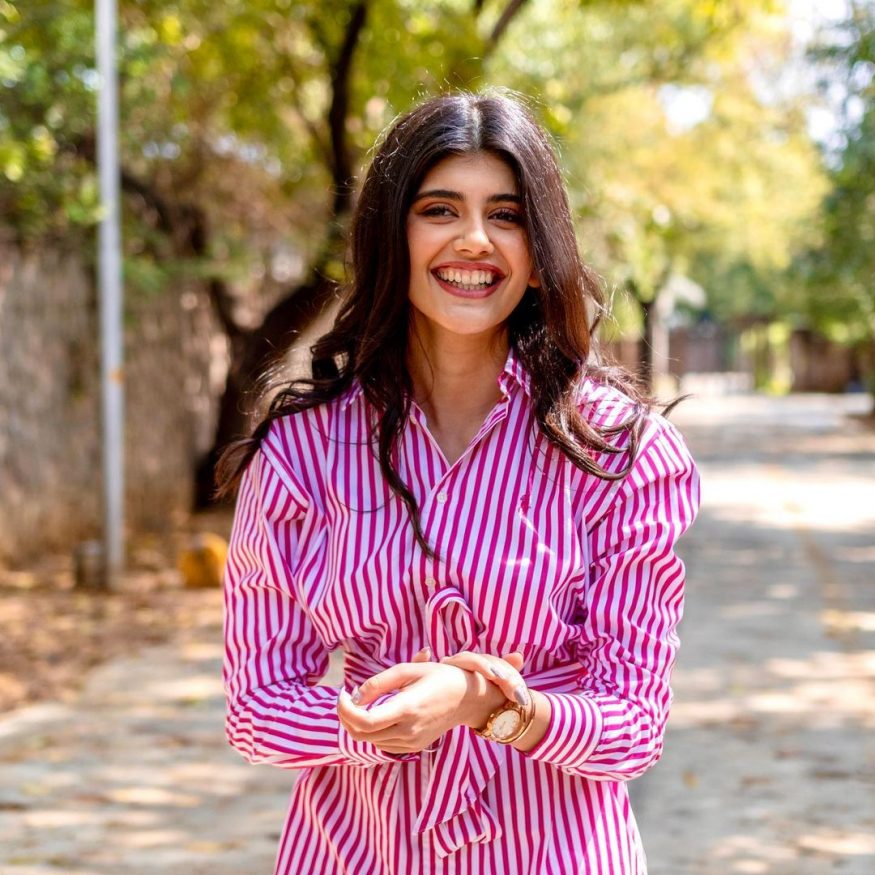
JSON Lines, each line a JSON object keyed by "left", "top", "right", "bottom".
{"left": 351, "top": 686, "right": 362, "bottom": 705}
{"left": 513, "top": 685, "right": 530, "bottom": 707}
{"left": 489, "top": 664, "right": 508, "bottom": 680}
{"left": 420, "top": 646, "right": 431, "bottom": 659}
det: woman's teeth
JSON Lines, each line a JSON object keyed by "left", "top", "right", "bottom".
{"left": 435, "top": 268, "right": 499, "bottom": 289}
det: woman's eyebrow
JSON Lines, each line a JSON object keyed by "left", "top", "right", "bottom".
{"left": 412, "top": 188, "right": 521, "bottom": 204}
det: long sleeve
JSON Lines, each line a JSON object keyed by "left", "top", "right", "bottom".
{"left": 223, "top": 442, "right": 417, "bottom": 769}
{"left": 524, "top": 418, "right": 700, "bottom": 780}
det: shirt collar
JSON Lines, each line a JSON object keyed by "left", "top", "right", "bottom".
{"left": 497, "top": 345, "right": 533, "bottom": 400}
{"left": 341, "top": 380, "right": 364, "bottom": 410}
{"left": 340, "top": 345, "right": 533, "bottom": 410}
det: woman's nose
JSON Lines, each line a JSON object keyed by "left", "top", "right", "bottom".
{"left": 454, "top": 219, "right": 494, "bottom": 255}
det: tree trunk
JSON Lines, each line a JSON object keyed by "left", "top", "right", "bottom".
{"left": 194, "top": 4, "right": 370, "bottom": 506}
{"left": 194, "top": 275, "right": 337, "bottom": 507}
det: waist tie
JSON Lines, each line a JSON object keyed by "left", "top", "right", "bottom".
{"left": 345, "top": 585, "right": 588, "bottom": 859}
{"left": 412, "top": 661, "right": 587, "bottom": 858}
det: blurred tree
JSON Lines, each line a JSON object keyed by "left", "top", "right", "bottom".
{"left": 0, "top": 1, "right": 102, "bottom": 239}
{"left": 796, "top": 1, "right": 875, "bottom": 402}
{"left": 1, "top": 0, "right": 549, "bottom": 503}
{"left": 0, "top": 0, "right": 828, "bottom": 501}
{"left": 489, "top": 0, "right": 827, "bottom": 378}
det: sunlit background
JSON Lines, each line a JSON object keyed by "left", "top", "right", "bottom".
{"left": 0, "top": 1, "right": 873, "bottom": 873}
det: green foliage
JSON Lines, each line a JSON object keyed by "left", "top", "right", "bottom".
{"left": 489, "top": 0, "right": 826, "bottom": 328}
{"left": 0, "top": 1, "right": 101, "bottom": 237}
{"left": 0, "top": 0, "right": 833, "bottom": 340}
{"left": 798, "top": 3, "right": 875, "bottom": 349}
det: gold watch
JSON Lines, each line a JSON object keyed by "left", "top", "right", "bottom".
{"left": 475, "top": 697, "right": 535, "bottom": 744}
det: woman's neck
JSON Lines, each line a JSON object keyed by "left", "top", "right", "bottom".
{"left": 407, "top": 326, "right": 509, "bottom": 431}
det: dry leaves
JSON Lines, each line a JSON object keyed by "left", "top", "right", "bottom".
{"left": 0, "top": 516, "right": 231, "bottom": 714}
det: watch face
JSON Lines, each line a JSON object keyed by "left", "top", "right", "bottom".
{"left": 492, "top": 709, "right": 522, "bottom": 740}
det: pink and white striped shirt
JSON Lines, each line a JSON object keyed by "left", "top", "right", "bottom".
{"left": 223, "top": 348, "right": 700, "bottom": 874}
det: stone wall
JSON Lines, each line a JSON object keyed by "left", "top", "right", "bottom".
{"left": 0, "top": 243, "right": 225, "bottom": 565}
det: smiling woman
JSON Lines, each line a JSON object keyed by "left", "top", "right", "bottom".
{"left": 407, "top": 152, "right": 540, "bottom": 340}
{"left": 215, "top": 90, "right": 700, "bottom": 874}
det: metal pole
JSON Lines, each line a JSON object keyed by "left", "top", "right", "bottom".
{"left": 96, "top": 0, "right": 125, "bottom": 584}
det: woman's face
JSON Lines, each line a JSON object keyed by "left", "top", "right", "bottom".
{"left": 406, "top": 151, "right": 540, "bottom": 344}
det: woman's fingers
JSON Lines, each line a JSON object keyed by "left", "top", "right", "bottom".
{"left": 338, "top": 692, "right": 414, "bottom": 752}
{"left": 337, "top": 687, "right": 362, "bottom": 725}
{"left": 349, "top": 648, "right": 432, "bottom": 709}
{"left": 410, "top": 646, "right": 432, "bottom": 663}
{"left": 340, "top": 660, "right": 473, "bottom": 748}
{"left": 346, "top": 663, "right": 418, "bottom": 710}
{"left": 338, "top": 687, "right": 401, "bottom": 734}
{"left": 440, "top": 650, "right": 530, "bottom": 708}
{"left": 503, "top": 650, "right": 525, "bottom": 671}
{"left": 351, "top": 650, "right": 431, "bottom": 709}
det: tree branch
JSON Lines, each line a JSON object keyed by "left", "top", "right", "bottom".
{"left": 118, "top": 169, "right": 174, "bottom": 235}
{"left": 486, "top": 0, "right": 528, "bottom": 53}
{"left": 327, "top": 1, "right": 369, "bottom": 218}
{"left": 277, "top": 54, "right": 334, "bottom": 169}
{"left": 105, "top": 149, "right": 246, "bottom": 343}
{"left": 178, "top": 203, "right": 245, "bottom": 343}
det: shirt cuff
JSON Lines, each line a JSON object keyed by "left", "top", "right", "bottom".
{"left": 522, "top": 691, "right": 603, "bottom": 769}
{"left": 336, "top": 692, "right": 420, "bottom": 766}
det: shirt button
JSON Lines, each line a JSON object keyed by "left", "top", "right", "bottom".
{"left": 425, "top": 577, "right": 437, "bottom": 590}
{"left": 436, "top": 491, "right": 448, "bottom": 504}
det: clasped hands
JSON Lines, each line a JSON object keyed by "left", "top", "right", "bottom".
{"left": 337, "top": 648, "right": 528, "bottom": 755}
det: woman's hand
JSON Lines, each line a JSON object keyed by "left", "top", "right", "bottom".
{"left": 438, "top": 650, "right": 528, "bottom": 710}
{"left": 337, "top": 648, "right": 503, "bottom": 755}
{"left": 440, "top": 650, "right": 552, "bottom": 752}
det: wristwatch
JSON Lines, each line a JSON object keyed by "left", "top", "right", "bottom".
{"left": 475, "top": 697, "right": 535, "bottom": 744}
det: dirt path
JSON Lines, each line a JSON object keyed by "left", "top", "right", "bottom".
{"left": 634, "top": 392, "right": 875, "bottom": 874}
{"left": 0, "top": 621, "right": 306, "bottom": 874}
{"left": 1, "top": 392, "right": 872, "bottom": 874}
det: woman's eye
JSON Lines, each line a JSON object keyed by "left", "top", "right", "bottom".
{"left": 492, "top": 209, "right": 522, "bottom": 224}
{"left": 421, "top": 205, "right": 455, "bottom": 217}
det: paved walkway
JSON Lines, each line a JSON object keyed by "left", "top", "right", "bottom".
{"left": 634, "top": 392, "right": 875, "bottom": 874}
{"left": 1, "top": 392, "right": 873, "bottom": 874}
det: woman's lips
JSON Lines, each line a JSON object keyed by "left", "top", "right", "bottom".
{"left": 433, "top": 274, "right": 502, "bottom": 298}
{"left": 431, "top": 271, "right": 503, "bottom": 299}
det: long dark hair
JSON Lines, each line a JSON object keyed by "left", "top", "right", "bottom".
{"left": 215, "top": 90, "right": 655, "bottom": 555}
